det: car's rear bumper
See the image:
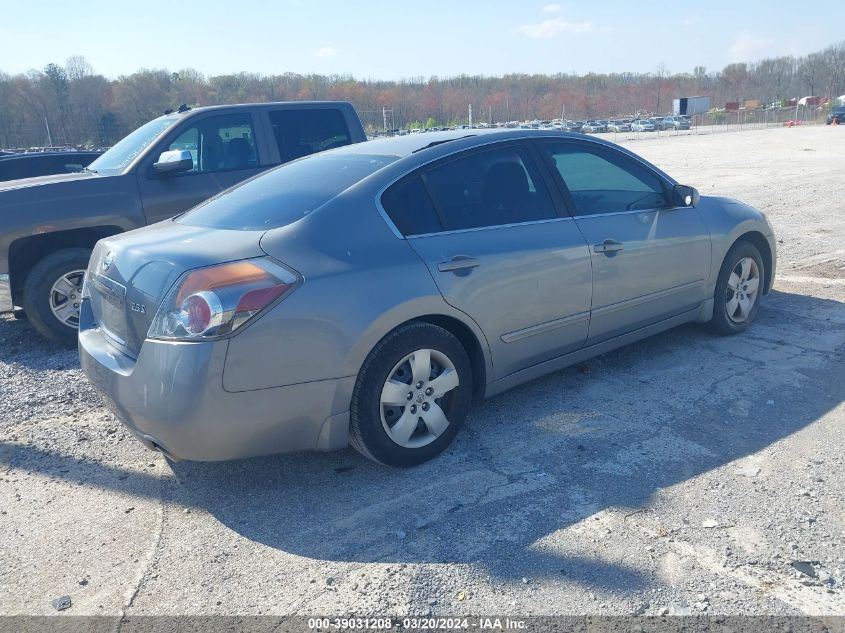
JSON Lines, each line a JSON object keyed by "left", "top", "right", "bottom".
{"left": 0, "top": 273, "right": 12, "bottom": 312}
{"left": 78, "top": 301, "right": 353, "bottom": 461}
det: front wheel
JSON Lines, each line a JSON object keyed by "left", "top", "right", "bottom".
{"left": 22, "top": 248, "right": 92, "bottom": 345}
{"left": 707, "top": 241, "right": 765, "bottom": 335}
{"left": 349, "top": 322, "right": 472, "bottom": 467}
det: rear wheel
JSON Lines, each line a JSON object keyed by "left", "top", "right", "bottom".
{"left": 707, "top": 240, "right": 764, "bottom": 335}
{"left": 22, "top": 248, "right": 91, "bottom": 345}
{"left": 349, "top": 322, "right": 472, "bottom": 467}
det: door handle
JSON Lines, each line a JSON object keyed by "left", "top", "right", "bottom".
{"left": 438, "top": 256, "right": 481, "bottom": 272}
{"left": 593, "top": 240, "right": 624, "bottom": 255}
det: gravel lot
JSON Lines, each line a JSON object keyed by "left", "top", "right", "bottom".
{"left": 1, "top": 125, "right": 844, "bottom": 619}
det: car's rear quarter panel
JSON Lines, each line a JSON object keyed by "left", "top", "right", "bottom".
{"left": 223, "top": 186, "right": 490, "bottom": 393}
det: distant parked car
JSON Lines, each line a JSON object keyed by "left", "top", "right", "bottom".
{"left": 0, "top": 151, "right": 102, "bottom": 182}
{"left": 79, "top": 129, "right": 776, "bottom": 467}
{"left": 827, "top": 106, "right": 845, "bottom": 125}
{"left": 632, "top": 119, "right": 656, "bottom": 132}
{"left": 581, "top": 121, "right": 605, "bottom": 133}
{"left": 607, "top": 121, "right": 632, "bottom": 132}
{"left": 663, "top": 116, "right": 691, "bottom": 131}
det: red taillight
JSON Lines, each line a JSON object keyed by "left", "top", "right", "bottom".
{"left": 235, "top": 285, "right": 290, "bottom": 314}
{"left": 149, "top": 258, "right": 299, "bottom": 341}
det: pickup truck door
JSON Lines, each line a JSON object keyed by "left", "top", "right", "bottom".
{"left": 136, "top": 111, "right": 266, "bottom": 223}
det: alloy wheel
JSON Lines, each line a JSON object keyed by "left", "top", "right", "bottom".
{"left": 49, "top": 269, "right": 86, "bottom": 329}
{"left": 725, "top": 257, "right": 760, "bottom": 323}
{"left": 379, "top": 348, "right": 460, "bottom": 449}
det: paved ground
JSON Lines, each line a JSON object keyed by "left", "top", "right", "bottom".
{"left": 1, "top": 125, "right": 844, "bottom": 618}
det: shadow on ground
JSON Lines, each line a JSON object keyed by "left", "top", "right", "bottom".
{"left": 4, "top": 290, "right": 845, "bottom": 594}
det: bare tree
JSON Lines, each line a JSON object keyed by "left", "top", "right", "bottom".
{"left": 0, "top": 40, "right": 843, "bottom": 148}
{"left": 655, "top": 62, "right": 667, "bottom": 114}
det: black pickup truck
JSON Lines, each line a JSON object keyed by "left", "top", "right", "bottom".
{"left": 0, "top": 101, "right": 366, "bottom": 343}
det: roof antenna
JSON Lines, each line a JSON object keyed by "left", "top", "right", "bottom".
{"left": 177, "top": 103, "right": 191, "bottom": 113}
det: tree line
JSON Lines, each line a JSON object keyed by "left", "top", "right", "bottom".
{"left": 1, "top": 42, "right": 843, "bottom": 149}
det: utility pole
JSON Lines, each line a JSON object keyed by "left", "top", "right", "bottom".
{"left": 383, "top": 107, "right": 388, "bottom": 133}
{"left": 44, "top": 117, "right": 53, "bottom": 147}
{"left": 468, "top": 103, "right": 472, "bottom": 128}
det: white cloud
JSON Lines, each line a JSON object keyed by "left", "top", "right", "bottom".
{"left": 315, "top": 47, "right": 338, "bottom": 58}
{"left": 682, "top": 14, "right": 700, "bottom": 26}
{"left": 542, "top": 3, "right": 561, "bottom": 12}
{"left": 728, "top": 32, "right": 774, "bottom": 62}
{"left": 519, "top": 17, "right": 592, "bottom": 39}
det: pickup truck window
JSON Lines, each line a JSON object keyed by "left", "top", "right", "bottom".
{"left": 88, "top": 114, "right": 180, "bottom": 174}
{"left": 269, "top": 109, "right": 352, "bottom": 163}
{"left": 166, "top": 113, "right": 258, "bottom": 173}
{"left": 179, "top": 153, "right": 396, "bottom": 230}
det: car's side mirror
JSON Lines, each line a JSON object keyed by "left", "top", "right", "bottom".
{"left": 673, "top": 184, "right": 700, "bottom": 207}
{"left": 153, "top": 149, "right": 193, "bottom": 175}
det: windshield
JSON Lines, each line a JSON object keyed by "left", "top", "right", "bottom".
{"left": 88, "top": 114, "right": 180, "bottom": 174}
{"left": 179, "top": 153, "right": 398, "bottom": 231}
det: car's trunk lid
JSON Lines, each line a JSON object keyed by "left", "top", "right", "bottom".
{"left": 87, "top": 221, "right": 265, "bottom": 357}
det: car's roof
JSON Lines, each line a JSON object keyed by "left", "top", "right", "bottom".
{"left": 179, "top": 101, "right": 354, "bottom": 116}
{"left": 329, "top": 128, "right": 599, "bottom": 160}
{"left": 318, "top": 127, "right": 677, "bottom": 194}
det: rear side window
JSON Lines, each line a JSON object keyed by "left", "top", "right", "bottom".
{"left": 420, "top": 144, "right": 557, "bottom": 231}
{"left": 179, "top": 153, "right": 396, "bottom": 230}
{"left": 541, "top": 143, "right": 668, "bottom": 215}
{"left": 269, "top": 109, "right": 352, "bottom": 163}
{"left": 381, "top": 176, "right": 441, "bottom": 236}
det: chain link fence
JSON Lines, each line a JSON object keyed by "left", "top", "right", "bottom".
{"left": 586, "top": 105, "right": 832, "bottom": 143}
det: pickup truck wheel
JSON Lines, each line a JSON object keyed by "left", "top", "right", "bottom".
{"left": 22, "top": 248, "right": 92, "bottom": 345}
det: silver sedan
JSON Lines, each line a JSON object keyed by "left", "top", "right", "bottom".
{"left": 79, "top": 130, "right": 776, "bottom": 467}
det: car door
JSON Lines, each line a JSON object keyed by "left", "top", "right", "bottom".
{"left": 535, "top": 139, "right": 711, "bottom": 344}
{"left": 137, "top": 111, "right": 265, "bottom": 223}
{"left": 381, "top": 142, "right": 592, "bottom": 378}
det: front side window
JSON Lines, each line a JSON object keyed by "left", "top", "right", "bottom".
{"left": 269, "top": 109, "right": 352, "bottom": 164}
{"left": 541, "top": 143, "right": 668, "bottom": 215}
{"left": 420, "top": 144, "right": 557, "bottom": 231}
{"left": 165, "top": 113, "right": 258, "bottom": 174}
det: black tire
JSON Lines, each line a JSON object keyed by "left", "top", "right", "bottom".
{"left": 22, "top": 248, "right": 91, "bottom": 345}
{"left": 707, "top": 240, "right": 765, "bottom": 335}
{"left": 349, "top": 322, "right": 473, "bottom": 467}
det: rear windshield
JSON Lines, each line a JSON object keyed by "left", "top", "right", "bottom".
{"left": 178, "top": 153, "right": 397, "bottom": 230}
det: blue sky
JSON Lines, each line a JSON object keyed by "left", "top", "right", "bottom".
{"left": 0, "top": 0, "right": 839, "bottom": 79}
